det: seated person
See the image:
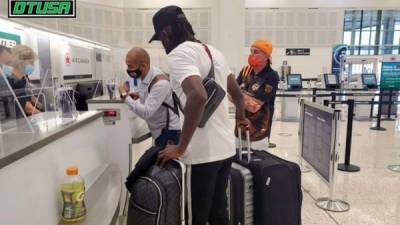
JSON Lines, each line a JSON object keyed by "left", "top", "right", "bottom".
{"left": 0, "top": 46, "right": 12, "bottom": 86}
{"left": 7, "top": 45, "right": 41, "bottom": 116}
{"left": 119, "top": 47, "right": 181, "bottom": 147}
{"left": 0, "top": 46, "right": 13, "bottom": 120}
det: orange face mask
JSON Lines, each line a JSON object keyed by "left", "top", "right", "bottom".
{"left": 248, "top": 54, "right": 262, "bottom": 68}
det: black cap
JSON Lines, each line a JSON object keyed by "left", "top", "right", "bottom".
{"left": 148, "top": 5, "right": 185, "bottom": 43}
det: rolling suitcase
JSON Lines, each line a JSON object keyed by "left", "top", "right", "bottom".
{"left": 228, "top": 162, "right": 254, "bottom": 225}
{"left": 236, "top": 128, "right": 302, "bottom": 225}
{"left": 127, "top": 158, "right": 187, "bottom": 225}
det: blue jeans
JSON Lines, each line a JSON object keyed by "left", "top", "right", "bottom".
{"left": 154, "top": 129, "right": 181, "bottom": 147}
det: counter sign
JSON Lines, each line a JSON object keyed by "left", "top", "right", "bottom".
{"left": 8, "top": 0, "right": 76, "bottom": 18}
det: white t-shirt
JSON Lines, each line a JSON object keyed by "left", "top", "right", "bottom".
{"left": 168, "top": 41, "right": 235, "bottom": 165}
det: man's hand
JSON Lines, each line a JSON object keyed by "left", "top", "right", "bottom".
{"left": 128, "top": 92, "right": 140, "bottom": 100}
{"left": 236, "top": 117, "right": 250, "bottom": 130}
{"left": 118, "top": 84, "right": 129, "bottom": 95}
{"left": 157, "top": 144, "right": 185, "bottom": 167}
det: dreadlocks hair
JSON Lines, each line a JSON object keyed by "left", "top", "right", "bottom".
{"left": 169, "top": 15, "right": 201, "bottom": 47}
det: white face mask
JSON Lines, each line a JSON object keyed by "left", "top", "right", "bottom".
{"left": 0, "top": 65, "right": 13, "bottom": 77}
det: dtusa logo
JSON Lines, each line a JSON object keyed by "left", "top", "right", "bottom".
{"left": 8, "top": 0, "right": 76, "bottom": 18}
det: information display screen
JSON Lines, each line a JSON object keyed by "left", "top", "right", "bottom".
{"left": 326, "top": 74, "right": 338, "bottom": 85}
{"left": 301, "top": 102, "right": 335, "bottom": 183}
{"left": 361, "top": 73, "right": 377, "bottom": 87}
{"left": 287, "top": 74, "right": 302, "bottom": 88}
{"left": 323, "top": 73, "right": 339, "bottom": 89}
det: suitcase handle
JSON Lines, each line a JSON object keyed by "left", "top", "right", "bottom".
{"left": 238, "top": 127, "right": 251, "bottom": 163}
{"left": 173, "top": 160, "right": 188, "bottom": 225}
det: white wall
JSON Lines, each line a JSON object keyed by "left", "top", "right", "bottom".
{"left": 123, "top": 0, "right": 212, "bottom": 9}
{"left": 80, "top": 0, "right": 124, "bottom": 8}
{"left": 271, "top": 48, "right": 332, "bottom": 78}
{"left": 245, "top": 0, "right": 400, "bottom": 8}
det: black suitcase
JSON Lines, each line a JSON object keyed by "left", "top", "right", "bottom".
{"left": 127, "top": 157, "right": 187, "bottom": 225}
{"left": 228, "top": 162, "right": 254, "bottom": 225}
{"left": 235, "top": 129, "right": 302, "bottom": 225}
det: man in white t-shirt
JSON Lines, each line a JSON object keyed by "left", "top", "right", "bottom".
{"left": 149, "top": 5, "right": 249, "bottom": 225}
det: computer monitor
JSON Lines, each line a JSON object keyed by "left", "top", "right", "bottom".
{"left": 287, "top": 74, "right": 302, "bottom": 89}
{"left": 324, "top": 74, "right": 339, "bottom": 89}
{"left": 361, "top": 73, "right": 378, "bottom": 89}
{"left": 76, "top": 80, "right": 103, "bottom": 99}
{"left": 75, "top": 80, "right": 103, "bottom": 111}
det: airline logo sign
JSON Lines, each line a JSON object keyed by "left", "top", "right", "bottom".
{"left": 8, "top": 0, "right": 76, "bottom": 18}
{"left": 0, "top": 32, "right": 21, "bottom": 48}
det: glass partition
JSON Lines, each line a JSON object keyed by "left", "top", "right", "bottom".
{"left": 0, "top": 64, "right": 75, "bottom": 134}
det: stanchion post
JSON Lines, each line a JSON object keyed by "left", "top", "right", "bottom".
{"left": 312, "top": 88, "right": 317, "bottom": 102}
{"left": 316, "top": 110, "right": 350, "bottom": 212}
{"left": 382, "top": 90, "right": 395, "bottom": 121}
{"left": 338, "top": 99, "right": 360, "bottom": 172}
{"left": 369, "top": 97, "right": 374, "bottom": 119}
{"left": 370, "top": 90, "right": 387, "bottom": 131}
{"left": 388, "top": 90, "right": 392, "bottom": 119}
{"left": 331, "top": 92, "right": 336, "bottom": 109}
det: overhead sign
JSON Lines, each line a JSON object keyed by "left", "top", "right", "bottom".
{"left": 8, "top": 0, "right": 76, "bottom": 18}
{"left": 60, "top": 45, "right": 93, "bottom": 80}
{"left": 380, "top": 56, "right": 400, "bottom": 90}
{"left": 285, "top": 48, "right": 310, "bottom": 56}
{"left": 0, "top": 31, "right": 21, "bottom": 48}
{"left": 331, "top": 44, "right": 347, "bottom": 76}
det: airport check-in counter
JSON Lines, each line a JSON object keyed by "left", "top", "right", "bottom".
{"left": 277, "top": 87, "right": 379, "bottom": 121}
{"left": 87, "top": 95, "right": 153, "bottom": 216}
{"left": 0, "top": 111, "right": 121, "bottom": 225}
{"left": 277, "top": 88, "right": 313, "bottom": 121}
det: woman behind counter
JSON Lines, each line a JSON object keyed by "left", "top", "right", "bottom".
{"left": 5, "top": 45, "right": 41, "bottom": 116}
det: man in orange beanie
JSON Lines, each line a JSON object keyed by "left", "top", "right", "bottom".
{"left": 236, "top": 39, "right": 279, "bottom": 149}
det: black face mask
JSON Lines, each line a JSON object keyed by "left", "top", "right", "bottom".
{"left": 126, "top": 68, "right": 142, "bottom": 79}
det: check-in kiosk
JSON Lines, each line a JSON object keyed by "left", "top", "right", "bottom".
{"left": 287, "top": 74, "right": 302, "bottom": 90}
{"left": 324, "top": 74, "right": 340, "bottom": 89}
{"left": 350, "top": 74, "right": 378, "bottom": 120}
{"left": 361, "top": 73, "right": 378, "bottom": 89}
{"left": 280, "top": 74, "right": 303, "bottom": 121}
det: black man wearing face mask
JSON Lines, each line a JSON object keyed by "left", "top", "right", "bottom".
{"left": 118, "top": 47, "right": 181, "bottom": 147}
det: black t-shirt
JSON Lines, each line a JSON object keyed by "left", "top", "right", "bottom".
{"left": 7, "top": 75, "right": 29, "bottom": 116}
{"left": 237, "top": 65, "right": 279, "bottom": 108}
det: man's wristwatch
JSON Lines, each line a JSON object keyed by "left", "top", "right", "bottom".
{"left": 120, "top": 92, "right": 128, "bottom": 100}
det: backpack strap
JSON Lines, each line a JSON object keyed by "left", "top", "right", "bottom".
{"left": 148, "top": 74, "right": 169, "bottom": 93}
{"left": 147, "top": 74, "right": 183, "bottom": 131}
{"left": 241, "top": 65, "right": 253, "bottom": 86}
{"left": 202, "top": 44, "right": 215, "bottom": 79}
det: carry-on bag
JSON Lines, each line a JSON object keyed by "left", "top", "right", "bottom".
{"left": 228, "top": 129, "right": 254, "bottom": 225}
{"left": 235, "top": 128, "right": 302, "bottom": 225}
{"left": 127, "top": 154, "right": 187, "bottom": 225}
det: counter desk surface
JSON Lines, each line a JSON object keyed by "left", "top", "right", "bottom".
{"left": 0, "top": 111, "right": 103, "bottom": 169}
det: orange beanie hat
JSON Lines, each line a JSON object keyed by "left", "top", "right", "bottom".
{"left": 251, "top": 39, "right": 273, "bottom": 56}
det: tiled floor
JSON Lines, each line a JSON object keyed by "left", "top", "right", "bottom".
{"left": 269, "top": 118, "right": 400, "bottom": 225}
